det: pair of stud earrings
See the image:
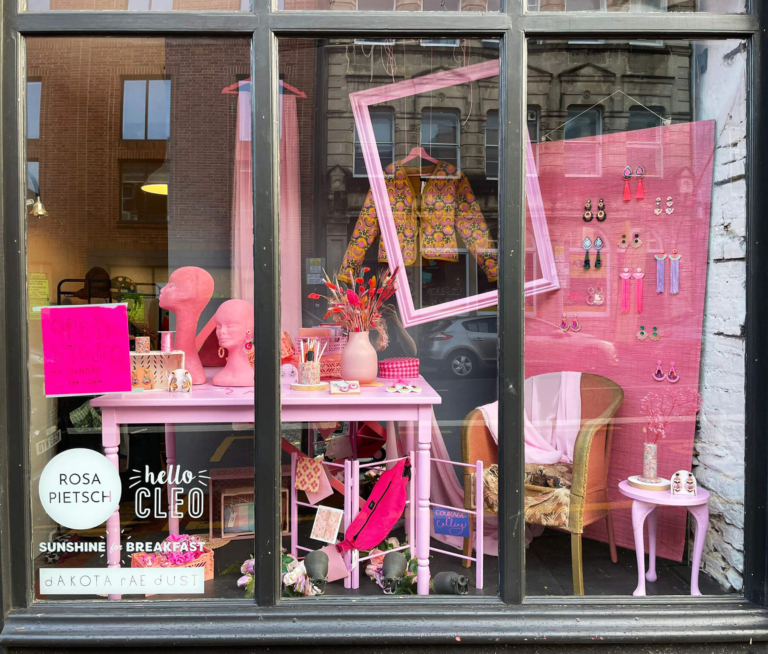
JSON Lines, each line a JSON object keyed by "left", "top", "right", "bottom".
{"left": 586, "top": 285, "right": 605, "bottom": 306}
{"left": 653, "top": 360, "right": 679, "bottom": 383}
{"left": 654, "top": 197, "right": 674, "bottom": 215}
{"left": 622, "top": 165, "right": 646, "bottom": 201}
{"left": 583, "top": 199, "right": 607, "bottom": 222}
{"left": 582, "top": 236, "right": 604, "bottom": 269}
{"left": 618, "top": 233, "right": 642, "bottom": 250}
{"left": 637, "top": 326, "right": 661, "bottom": 341}
{"left": 559, "top": 313, "right": 581, "bottom": 333}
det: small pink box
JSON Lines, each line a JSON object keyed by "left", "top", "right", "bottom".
{"left": 135, "top": 336, "right": 151, "bottom": 353}
{"left": 378, "top": 357, "right": 419, "bottom": 379}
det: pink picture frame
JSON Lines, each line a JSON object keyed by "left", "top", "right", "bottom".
{"left": 350, "top": 59, "right": 559, "bottom": 327}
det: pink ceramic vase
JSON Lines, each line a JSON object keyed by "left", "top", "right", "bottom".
{"left": 340, "top": 331, "right": 378, "bottom": 384}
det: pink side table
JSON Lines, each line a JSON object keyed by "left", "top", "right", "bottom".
{"left": 618, "top": 480, "right": 710, "bottom": 596}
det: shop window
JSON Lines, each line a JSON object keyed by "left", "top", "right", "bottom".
{"left": 27, "top": 161, "right": 40, "bottom": 196}
{"left": 353, "top": 110, "right": 394, "bottom": 177}
{"left": 631, "top": 0, "right": 666, "bottom": 9}
{"left": 119, "top": 160, "right": 169, "bottom": 224}
{"left": 122, "top": 78, "right": 171, "bottom": 141}
{"left": 127, "top": 0, "right": 175, "bottom": 8}
{"left": 421, "top": 109, "right": 460, "bottom": 170}
{"left": 525, "top": 39, "right": 746, "bottom": 599}
{"left": 27, "top": 80, "right": 41, "bottom": 140}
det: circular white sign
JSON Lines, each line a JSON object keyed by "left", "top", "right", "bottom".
{"left": 39, "top": 449, "right": 122, "bottom": 530}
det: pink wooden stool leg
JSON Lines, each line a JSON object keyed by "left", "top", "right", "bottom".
{"left": 352, "top": 459, "right": 361, "bottom": 590}
{"left": 416, "top": 406, "right": 432, "bottom": 595}
{"left": 343, "top": 459, "right": 352, "bottom": 590}
{"left": 290, "top": 452, "right": 298, "bottom": 558}
{"left": 166, "top": 425, "right": 180, "bottom": 536}
{"left": 385, "top": 421, "right": 398, "bottom": 470}
{"left": 688, "top": 503, "right": 709, "bottom": 596}
{"left": 645, "top": 507, "right": 658, "bottom": 583}
{"left": 409, "top": 450, "right": 416, "bottom": 561}
{"left": 102, "top": 409, "right": 122, "bottom": 601}
{"left": 631, "top": 499, "right": 655, "bottom": 596}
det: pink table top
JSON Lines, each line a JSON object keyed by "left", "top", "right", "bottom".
{"left": 91, "top": 374, "right": 440, "bottom": 409}
{"left": 618, "top": 480, "right": 709, "bottom": 507}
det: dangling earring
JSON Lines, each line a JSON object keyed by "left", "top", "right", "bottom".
{"left": 559, "top": 314, "right": 570, "bottom": 333}
{"left": 666, "top": 361, "right": 680, "bottom": 383}
{"left": 594, "top": 237, "right": 604, "bottom": 269}
{"left": 637, "top": 326, "right": 648, "bottom": 341}
{"left": 655, "top": 250, "right": 667, "bottom": 294}
{"left": 583, "top": 199, "right": 593, "bottom": 222}
{"left": 650, "top": 327, "right": 661, "bottom": 341}
{"left": 218, "top": 347, "right": 226, "bottom": 359}
{"left": 653, "top": 360, "right": 666, "bottom": 382}
{"left": 582, "top": 237, "right": 592, "bottom": 270}
{"left": 243, "top": 330, "right": 254, "bottom": 355}
{"left": 623, "top": 166, "right": 633, "bottom": 201}
{"left": 571, "top": 314, "right": 581, "bottom": 332}
{"left": 617, "top": 234, "right": 629, "bottom": 251}
{"left": 620, "top": 268, "right": 632, "bottom": 314}
{"left": 633, "top": 268, "right": 645, "bottom": 313}
{"left": 669, "top": 249, "right": 681, "bottom": 295}
{"left": 665, "top": 196, "right": 674, "bottom": 215}
{"left": 596, "top": 198, "right": 607, "bottom": 222}
{"left": 635, "top": 165, "right": 645, "bottom": 200}
{"left": 131, "top": 370, "right": 139, "bottom": 386}
{"left": 654, "top": 197, "right": 663, "bottom": 216}
{"left": 631, "top": 232, "right": 643, "bottom": 249}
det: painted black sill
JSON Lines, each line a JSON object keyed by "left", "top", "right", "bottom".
{"left": 2, "top": 598, "right": 767, "bottom": 646}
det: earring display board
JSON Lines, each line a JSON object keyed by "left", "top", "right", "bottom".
{"left": 525, "top": 121, "right": 715, "bottom": 562}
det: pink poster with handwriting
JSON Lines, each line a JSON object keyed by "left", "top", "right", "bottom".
{"left": 40, "top": 305, "right": 132, "bottom": 397}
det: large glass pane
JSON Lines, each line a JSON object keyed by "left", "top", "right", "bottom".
{"left": 26, "top": 37, "right": 254, "bottom": 602}
{"left": 281, "top": 0, "right": 499, "bottom": 13}
{"left": 524, "top": 39, "right": 746, "bottom": 598}
{"left": 528, "top": 0, "right": 746, "bottom": 12}
{"left": 277, "top": 38, "right": 500, "bottom": 598}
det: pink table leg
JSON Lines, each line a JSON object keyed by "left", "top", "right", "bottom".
{"left": 385, "top": 421, "right": 397, "bottom": 469}
{"left": 102, "top": 409, "right": 122, "bottom": 601}
{"left": 416, "top": 405, "right": 431, "bottom": 595}
{"left": 166, "top": 424, "right": 179, "bottom": 536}
{"left": 646, "top": 507, "right": 657, "bottom": 583}
{"left": 688, "top": 503, "right": 709, "bottom": 596}
{"left": 290, "top": 452, "right": 298, "bottom": 558}
{"left": 631, "top": 499, "right": 655, "bottom": 596}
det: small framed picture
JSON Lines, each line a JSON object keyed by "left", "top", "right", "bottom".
{"left": 310, "top": 506, "right": 345, "bottom": 544}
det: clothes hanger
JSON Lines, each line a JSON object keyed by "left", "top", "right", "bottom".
{"left": 400, "top": 146, "right": 438, "bottom": 165}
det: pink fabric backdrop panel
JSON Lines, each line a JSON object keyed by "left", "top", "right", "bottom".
{"left": 525, "top": 121, "right": 715, "bottom": 561}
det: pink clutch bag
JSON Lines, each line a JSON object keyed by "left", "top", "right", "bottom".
{"left": 378, "top": 357, "right": 419, "bottom": 379}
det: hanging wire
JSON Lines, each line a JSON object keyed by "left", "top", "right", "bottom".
{"left": 540, "top": 89, "right": 670, "bottom": 141}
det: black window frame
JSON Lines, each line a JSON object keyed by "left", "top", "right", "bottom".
{"left": 1, "top": 0, "right": 767, "bottom": 647}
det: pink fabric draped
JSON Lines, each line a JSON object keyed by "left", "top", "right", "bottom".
{"left": 394, "top": 372, "right": 581, "bottom": 554}
{"left": 232, "top": 87, "right": 302, "bottom": 338}
{"left": 479, "top": 372, "right": 582, "bottom": 465}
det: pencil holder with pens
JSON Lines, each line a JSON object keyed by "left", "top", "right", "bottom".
{"left": 298, "top": 361, "right": 321, "bottom": 385}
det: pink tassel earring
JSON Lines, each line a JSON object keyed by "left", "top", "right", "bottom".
{"left": 633, "top": 268, "right": 645, "bottom": 313}
{"left": 620, "top": 268, "right": 632, "bottom": 314}
{"left": 622, "top": 166, "right": 633, "bottom": 201}
{"left": 635, "top": 165, "right": 645, "bottom": 199}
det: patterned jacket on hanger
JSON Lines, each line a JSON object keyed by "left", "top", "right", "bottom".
{"left": 339, "top": 160, "right": 498, "bottom": 283}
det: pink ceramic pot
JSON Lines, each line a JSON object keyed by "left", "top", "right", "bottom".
{"left": 340, "top": 331, "right": 378, "bottom": 384}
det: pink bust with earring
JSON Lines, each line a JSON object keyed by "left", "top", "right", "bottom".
{"left": 213, "top": 299, "right": 255, "bottom": 387}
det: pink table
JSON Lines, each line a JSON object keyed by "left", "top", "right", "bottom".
{"left": 618, "top": 480, "right": 710, "bottom": 596}
{"left": 91, "top": 374, "right": 441, "bottom": 598}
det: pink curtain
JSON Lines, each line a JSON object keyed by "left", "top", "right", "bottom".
{"left": 232, "top": 86, "right": 302, "bottom": 338}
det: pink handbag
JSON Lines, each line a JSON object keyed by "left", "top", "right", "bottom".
{"left": 335, "top": 458, "right": 410, "bottom": 554}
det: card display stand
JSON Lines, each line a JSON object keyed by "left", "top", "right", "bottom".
{"left": 130, "top": 351, "right": 185, "bottom": 392}
{"left": 220, "top": 487, "right": 255, "bottom": 540}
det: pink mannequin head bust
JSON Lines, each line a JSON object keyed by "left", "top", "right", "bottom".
{"left": 159, "top": 267, "right": 214, "bottom": 385}
{"left": 212, "top": 299, "right": 254, "bottom": 388}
